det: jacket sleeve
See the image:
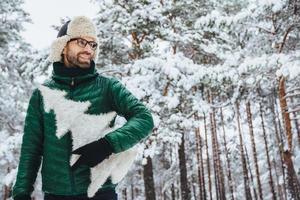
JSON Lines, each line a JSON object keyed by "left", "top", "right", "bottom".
{"left": 12, "top": 89, "right": 44, "bottom": 199}
{"left": 104, "top": 78, "right": 154, "bottom": 153}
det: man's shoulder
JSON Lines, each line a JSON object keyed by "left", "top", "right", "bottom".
{"left": 28, "top": 79, "right": 57, "bottom": 100}
{"left": 96, "top": 73, "right": 121, "bottom": 87}
{"left": 40, "top": 78, "right": 56, "bottom": 88}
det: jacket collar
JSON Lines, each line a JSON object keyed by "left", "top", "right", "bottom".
{"left": 51, "top": 61, "right": 98, "bottom": 87}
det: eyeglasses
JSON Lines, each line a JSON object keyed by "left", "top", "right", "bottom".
{"left": 69, "top": 38, "right": 98, "bottom": 50}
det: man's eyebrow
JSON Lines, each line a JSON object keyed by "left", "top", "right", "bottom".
{"left": 80, "top": 38, "right": 97, "bottom": 42}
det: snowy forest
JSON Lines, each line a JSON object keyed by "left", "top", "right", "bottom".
{"left": 1, "top": 0, "right": 300, "bottom": 200}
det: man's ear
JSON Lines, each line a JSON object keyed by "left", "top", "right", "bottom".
{"left": 61, "top": 46, "right": 67, "bottom": 63}
{"left": 62, "top": 46, "right": 67, "bottom": 55}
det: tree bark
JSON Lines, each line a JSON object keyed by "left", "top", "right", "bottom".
{"left": 283, "top": 151, "right": 300, "bottom": 200}
{"left": 235, "top": 102, "right": 253, "bottom": 200}
{"left": 278, "top": 77, "right": 293, "bottom": 150}
{"left": 220, "top": 107, "right": 235, "bottom": 200}
{"left": 259, "top": 102, "right": 277, "bottom": 200}
{"left": 143, "top": 156, "right": 156, "bottom": 200}
{"left": 122, "top": 188, "right": 127, "bottom": 200}
{"left": 178, "top": 130, "right": 191, "bottom": 200}
{"left": 246, "top": 102, "right": 263, "bottom": 200}
{"left": 195, "top": 113, "right": 207, "bottom": 200}
{"left": 270, "top": 93, "right": 288, "bottom": 200}
{"left": 204, "top": 114, "right": 213, "bottom": 200}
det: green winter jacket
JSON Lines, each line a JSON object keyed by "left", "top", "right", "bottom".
{"left": 12, "top": 62, "right": 154, "bottom": 198}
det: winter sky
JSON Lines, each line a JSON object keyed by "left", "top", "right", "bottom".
{"left": 21, "top": 0, "right": 98, "bottom": 50}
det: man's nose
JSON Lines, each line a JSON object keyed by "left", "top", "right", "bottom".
{"left": 83, "top": 44, "right": 94, "bottom": 53}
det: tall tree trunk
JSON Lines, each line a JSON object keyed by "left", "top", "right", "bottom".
{"left": 178, "top": 130, "right": 191, "bottom": 200}
{"left": 278, "top": 77, "right": 300, "bottom": 199}
{"left": 282, "top": 151, "right": 300, "bottom": 200}
{"left": 279, "top": 77, "right": 293, "bottom": 149}
{"left": 122, "top": 188, "right": 128, "bottom": 200}
{"left": 3, "top": 185, "right": 10, "bottom": 200}
{"left": 246, "top": 102, "right": 263, "bottom": 200}
{"left": 244, "top": 143, "right": 258, "bottom": 200}
{"left": 171, "top": 183, "right": 176, "bottom": 200}
{"left": 169, "top": 143, "right": 176, "bottom": 200}
{"left": 131, "top": 183, "right": 134, "bottom": 200}
{"left": 3, "top": 167, "right": 10, "bottom": 200}
{"left": 270, "top": 93, "right": 288, "bottom": 200}
{"left": 289, "top": 97, "right": 300, "bottom": 146}
{"left": 220, "top": 107, "right": 235, "bottom": 200}
{"left": 259, "top": 102, "right": 277, "bottom": 200}
{"left": 204, "top": 114, "right": 213, "bottom": 200}
{"left": 192, "top": 175, "right": 198, "bottom": 200}
{"left": 143, "top": 156, "right": 156, "bottom": 200}
{"left": 208, "top": 92, "right": 220, "bottom": 200}
{"left": 235, "top": 102, "right": 253, "bottom": 200}
{"left": 212, "top": 106, "right": 226, "bottom": 200}
{"left": 163, "top": 190, "right": 167, "bottom": 200}
{"left": 195, "top": 113, "right": 206, "bottom": 200}
{"left": 176, "top": 182, "right": 180, "bottom": 200}
{"left": 199, "top": 136, "right": 207, "bottom": 200}
{"left": 208, "top": 91, "right": 226, "bottom": 200}
{"left": 272, "top": 157, "right": 285, "bottom": 200}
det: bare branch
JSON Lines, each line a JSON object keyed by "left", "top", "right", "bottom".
{"left": 279, "top": 23, "right": 300, "bottom": 53}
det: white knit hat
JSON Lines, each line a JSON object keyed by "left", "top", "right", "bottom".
{"left": 48, "top": 16, "right": 99, "bottom": 62}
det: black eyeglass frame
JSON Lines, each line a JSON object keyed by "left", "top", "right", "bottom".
{"left": 68, "top": 38, "right": 98, "bottom": 50}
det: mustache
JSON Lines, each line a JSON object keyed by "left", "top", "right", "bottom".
{"left": 78, "top": 52, "right": 92, "bottom": 56}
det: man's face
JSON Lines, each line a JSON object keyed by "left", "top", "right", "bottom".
{"left": 62, "top": 36, "right": 97, "bottom": 68}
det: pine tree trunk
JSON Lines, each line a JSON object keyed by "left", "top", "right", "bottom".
{"left": 289, "top": 97, "right": 300, "bottom": 146}
{"left": 282, "top": 151, "right": 300, "bottom": 200}
{"left": 209, "top": 97, "right": 220, "bottom": 200}
{"left": 176, "top": 182, "right": 180, "bottom": 200}
{"left": 273, "top": 90, "right": 286, "bottom": 147}
{"left": 171, "top": 183, "right": 176, "bottom": 200}
{"left": 246, "top": 102, "right": 263, "bottom": 200}
{"left": 278, "top": 77, "right": 300, "bottom": 199}
{"left": 272, "top": 157, "right": 285, "bottom": 200}
{"left": 122, "top": 188, "right": 128, "bottom": 200}
{"left": 204, "top": 114, "right": 213, "bottom": 200}
{"left": 143, "top": 156, "right": 156, "bottom": 200}
{"left": 199, "top": 135, "right": 207, "bottom": 200}
{"left": 3, "top": 185, "right": 10, "bottom": 200}
{"left": 244, "top": 143, "right": 258, "bottom": 200}
{"left": 169, "top": 144, "right": 176, "bottom": 200}
{"left": 131, "top": 183, "right": 134, "bottom": 199}
{"left": 192, "top": 175, "right": 198, "bottom": 200}
{"left": 207, "top": 91, "right": 226, "bottom": 200}
{"left": 278, "top": 77, "right": 293, "bottom": 149}
{"left": 178, "top": 130, "right": 191, "bottom": 200}
{"left": 212, "top": 106, "right": 226, "bottom": 200}
{"left": 195, "top": 113, "right": 207, "bottom": 200}
{"left": 235, "top": 102, "right": 253, "bottom": 200}
{"left": 195, "top": 125, "right": 204, "bottom": 199}
{"left": 220, "top": 107, "right": 235, "bottom": 200}
{"left": 259, "top": 102, "right": 277, "bottom": 200}
{"left": 159, "top": 185, "right": 163, "bottom": 200}
{"left": 270, "top": 93, "right": 288, "bottom": 200}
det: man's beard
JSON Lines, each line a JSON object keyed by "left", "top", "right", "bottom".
{"left": 66, "top": 52, "right": 92, "bottom": 68}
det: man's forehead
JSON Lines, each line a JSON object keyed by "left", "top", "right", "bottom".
{"left": 80, "top": 36, "right": 96, "bottom": 42}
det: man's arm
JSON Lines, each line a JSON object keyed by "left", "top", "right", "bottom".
{"left": 104, "top": 78, "right": 154, "bottom": 153}
{"left": 12, "top": 89, "right": 44, "bottom": 200}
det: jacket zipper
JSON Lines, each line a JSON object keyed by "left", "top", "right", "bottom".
{"left": 69, "top": 77, "right": 76, "bottom": 193}
{"left": 71, "top": 77, "right": 74, "bottom": 86}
